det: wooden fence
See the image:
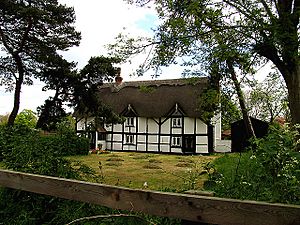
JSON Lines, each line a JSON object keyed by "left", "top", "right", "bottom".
{"left": 0, "top": 169, "right": 299, "bottom": 225}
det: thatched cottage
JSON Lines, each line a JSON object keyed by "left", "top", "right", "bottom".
{"left": 76, "top": 76, "right": 221, "bottom": 154}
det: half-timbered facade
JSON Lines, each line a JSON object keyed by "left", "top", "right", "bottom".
{"left": 76, "top": 77, "right": 221, "bottom": 154}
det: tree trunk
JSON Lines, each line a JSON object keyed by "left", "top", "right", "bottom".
{"left": 7, "top": 54, "right": 24, "bottom": 126}
{"left": 284, "top": 65, "right": 300, "bottom": 125}
{"left": 227, "top": 60, "right": 256, "bottom": 139}
{"left": 7, "top": 80, "right": 22, "bottom": 126}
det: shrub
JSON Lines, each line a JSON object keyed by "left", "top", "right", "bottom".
{"left": 0, "top": 125, "right": 180, "bottom": 224}
{"left": 39, "top": 133, "right": 90, "bottom": 156}
{"left": 204, "top": 124, "right": 300, "bottom": 204}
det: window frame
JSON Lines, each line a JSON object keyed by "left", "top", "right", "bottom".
{"left": 172, "top": 117, "right": 182, "bottom": 128}
{"left": 171, "top": 136, "right": 182, "bottom": 147}
{"left": 126, "top": 117, "right": 135, "bottom": 127}
{"left": 125, "top": 134, "right": 135, "bottom": 145}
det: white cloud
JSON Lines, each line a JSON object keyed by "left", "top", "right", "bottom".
{"left": 59, "top": 0, "right": 156, "bottom": 69}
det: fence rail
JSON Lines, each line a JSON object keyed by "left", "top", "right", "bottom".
{"left": 0, "top": 169, "right": 299, "bottom": 225}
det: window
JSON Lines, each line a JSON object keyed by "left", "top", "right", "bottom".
{"left": 97, "top": 132, "right": 106, "bottom": 141}
{"left": 171, "top": 136, "right": 181, "bottom": 147}
{"left": 172, "top": 118, "right": 182, "bottom": 128}
{"left": 125, "top": 134, "right": 134, "bottom": 144}
{"left": 126, "top": 117, "right": 135, "bottom": 127}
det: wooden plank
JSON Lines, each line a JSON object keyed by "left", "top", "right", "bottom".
{"left": 0, "top": 169, "right": 299, "bottom": 225}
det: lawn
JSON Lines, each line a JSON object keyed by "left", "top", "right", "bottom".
{"left": 68, "top": 152, "right": 219, "bottom": 192}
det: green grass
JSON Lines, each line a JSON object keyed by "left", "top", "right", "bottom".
{"left": 68, "top": 152, "right": 219, "bottom": 191}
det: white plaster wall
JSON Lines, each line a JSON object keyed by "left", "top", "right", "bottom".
{"left": 123, "top": 144, "right": 136, "bottom": 151}
{"left": 138, "top": 118, "right": 147, "bottom": 133}
{"left": 114, "top": 134, "right": 122, "bottom": 142}
{"left": 172, "top": 128, "right": 182, "bottom": 135}
{"left": 137, "top": 135, "right": 146, "bottom": 143}
{"left": 137, "top": 144, "right": 146, "bottom": 151}
{"left": 160, "top": 145, "right": 170, "bottom": 152}
{"left": 172, "top": 148, "right": 182, "bottom": 153}
{"left": 148, "top": 144, "right": 159, "bottom": 152}
{"left": 76, "top": 120, "right": 85, "bottom": 130}
{"left": 196, "top": 145, "right": 208, "bottom": 153}
{"left": 160, "top": 136, "right": 169, "bottom": 144}
{"left": 184, "top": 117, "right": 195, "bottom": 134}
{"left": 161, "top": 118, "right": 170, "bottom": 133}
{"left": 212, "top": 112, "right": 222, "bottom": 140}
{"left": 196, "top": 119, "right": 207, "bottom": 134}
{"left": 113, "top": 123, "right": 123, "bottom": 133}
{"left": 112, "top": 142, "right": 122, "bottom": 151}
{"left": 148, "top": 135, "right": 158, "bottom": 143}
{"left": 148, "top": 119, "right": 159, "bottom": 133}
{"left": 197, "top": 136, "right": 208, "bottom": 145}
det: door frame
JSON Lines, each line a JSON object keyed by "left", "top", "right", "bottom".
{"left": 182, "top": 134, "right": 196, "bottom": 154}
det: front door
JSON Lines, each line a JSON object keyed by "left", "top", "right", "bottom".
{"left": 182, "top": 135, "right": 196, "bottom": 154}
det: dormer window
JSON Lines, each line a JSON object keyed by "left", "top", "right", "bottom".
{"left": 126, "top": 117, "right": 135, "bottom": 127}
{"left": 172, "top": 117, "right": 182, "bottom": 128}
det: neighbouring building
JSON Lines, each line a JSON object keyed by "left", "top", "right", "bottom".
{"left": 75, "top": 76, "right": 221, "bottom": 154}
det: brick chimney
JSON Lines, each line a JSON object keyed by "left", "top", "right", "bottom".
{"left": 115, "top": 67, "right": 123, "bottom": 85}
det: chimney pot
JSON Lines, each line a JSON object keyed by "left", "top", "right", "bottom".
{"left": 115, "top": 67, "right": 123, "bottom": 85}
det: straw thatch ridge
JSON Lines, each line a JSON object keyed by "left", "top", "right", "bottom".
{"left": 97, "top": 77, "right": 209, "bottom": 118}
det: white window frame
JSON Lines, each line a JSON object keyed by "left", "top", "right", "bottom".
{"left": 171, "top": 136, "right": 181, "bottom": 147}
{"left": 172, "top": 117, "right": 182, "bottom": 128}
{"left": 125, "top": 134, "right": 134, "bottom": 145}
{"left": 126, "top": 117, "right": 135, "bottom": 127}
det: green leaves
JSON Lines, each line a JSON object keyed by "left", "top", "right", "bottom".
{"left": 205, "top": 124, "right": 300, "bottom": 204}
{"left": 0, "top": 0, "right": 81, "bottom": 125}
{"left": 14, "top": 109, "right": 37, "bottom": 129}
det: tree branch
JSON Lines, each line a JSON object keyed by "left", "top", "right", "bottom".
{"left": 292, "top": 0, "right": 300, "bottom": 27}
{"left": 0, "top": 26, "right": 14, "bottom": 54}
{"left": 17, "top": 16, "right": 33, "bottom": 54}
{"left": 222, "top": 0, "right": 265, "bottom": 24}
{"left": 259, "top": 0, "right": 276, "bottom": 20}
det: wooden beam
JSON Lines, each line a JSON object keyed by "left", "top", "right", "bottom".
{"left": 0, "top": 169, "right": 299, "bottom": 225}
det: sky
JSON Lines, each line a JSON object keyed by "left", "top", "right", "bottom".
{"left": 0, "top": 0, "right": 183, "bottom": 115}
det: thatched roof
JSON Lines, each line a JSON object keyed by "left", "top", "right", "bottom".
{"left": 97, "top": 77, "right": 209, "bottom": 118}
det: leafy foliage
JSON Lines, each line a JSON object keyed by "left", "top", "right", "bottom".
{"left": 197, "top": 88, "right": 220, "bottom": 123}
{"left": 14, "top": 109, "right": 37, "bottom": 129}
{"left": 36, "top": 99, "right": 68, "bottom": 131}
{"left": 118, "top": 0, "right": 300, "bottom": 125}
{"left": 37, "top": 56, "right": 123, "bottom": 131}
{"left": 0, "top": 125, "right": 180, "bottom": 224}
{"left": 205, "top": 125, "right": 300, "bottom": 204}
{"left": 0, "top": 0, "right": 81, "bottom": 125}
{"left": 246, "top": 72, "right": 290, "bottom": 122}
{"left": 221, "top": 93, "right": 241, "bottom": 131}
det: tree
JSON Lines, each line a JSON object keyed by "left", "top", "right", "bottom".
{"left": 74, "top": 56, "right": 121, "bottom": 118}
{"left": 120, "top": 0, "right": 300, "bottom": 125}
{"left": 37, "top": 56, "right": 122, "bottom": 131}
{"left": 0, "top": 0, "right": 81, "bottom": 126}
{"left": 221, "top": 93, "right": 241, "bottom": 131}
{"left": 14, "top": 109, "right": 37, "bottom": 129}
{"left": 36, "top": 56, "right": 77, "bottom": 131}
{"left": 36, "top": 99, "right": 68, "bottom": 131}
{"left": 246, "top": 72, "right": 290, "bottom": 122}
